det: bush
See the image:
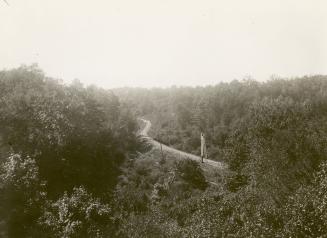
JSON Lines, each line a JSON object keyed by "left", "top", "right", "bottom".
{"left": 40, "top": 187, "right": 112, "bottom": 238}
{"left": 281, "top": 161, "right": 327, "bottom": 237}
{"left": 175, "top": 159, "right": 207, "bottom": 190}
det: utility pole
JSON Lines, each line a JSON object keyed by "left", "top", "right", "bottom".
{"left": 201, "top": 133, "right": 207, "bottom": 163}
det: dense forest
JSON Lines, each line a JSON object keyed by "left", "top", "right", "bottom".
{"left": 1, "top": 66, "right": 327, "bottom": 237}
{"left": 0, "top": 65, "right": 139, "bottom": 237}
{"left": 115, "top": 75, "right": 327, "bottom": 237}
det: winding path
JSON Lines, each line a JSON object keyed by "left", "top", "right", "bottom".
{"left": 138, "top": 118, "right": 226, "bottom": 169}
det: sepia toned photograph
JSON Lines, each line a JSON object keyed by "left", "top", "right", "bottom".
{"left": 0, "top": 0, "right": 327, "bottom": 237}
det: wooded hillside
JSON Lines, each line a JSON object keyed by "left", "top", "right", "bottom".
{"left": 1, "top": 67, "right": 327, "bottom": 237}
{"left": 0, "top": 65, "right": 139, "bottom": 237}
{"left": 114, "top": 76, "right": 327, "bottom": 237}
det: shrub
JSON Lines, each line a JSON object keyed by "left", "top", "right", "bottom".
{"left": 175, "top": 159, "right": 207, "bottom": 190}
{"left": 40, "top": 186, "right": 112, "bottom": 238}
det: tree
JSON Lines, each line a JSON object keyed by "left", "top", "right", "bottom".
{"left": 40, "top": 187, "right": 112, "bottom": 238}
{"left": 0, "top": 154, "right": 46, "bottom": 237}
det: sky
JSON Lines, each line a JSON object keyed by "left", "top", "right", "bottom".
{"left": 0, "top": 0, "right": 326, "bottom": 88}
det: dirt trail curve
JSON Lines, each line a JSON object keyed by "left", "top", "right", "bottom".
{"left": 138, "top": 118, "right": 226, "bottom": 169}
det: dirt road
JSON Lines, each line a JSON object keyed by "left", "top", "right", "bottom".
{"left": 138, "top": 118, "right": 226, "bottom": 169}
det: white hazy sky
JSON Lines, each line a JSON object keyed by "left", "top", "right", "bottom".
{"left": 0, "top": 0, "right": 326, "bottom": 88}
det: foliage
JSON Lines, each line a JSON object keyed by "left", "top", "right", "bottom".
{"left": 115, "top": 75, "right": 327, "bottom": 237}
{"left": 175, "top": 159, "right": 208, "bottom": 190}
{"left": 281, "top": 161, "right": 327, "bottom": 237}
{"left": 118, "top": 208, "right": 182, "bottom": 238}
{"left": 2, "top": 66, "right": 327, "bottom": 237}
{"left": 0, "top": 153, "right": 46, "bottom": 237}
{"left": 40, "top": 186, "right": 112, "bottom": 238}
{"left": 113, "top": 150, "right": 210, "bottom": 237}
{"left": 0, "top": 65, "right": 139, "bottom": 237}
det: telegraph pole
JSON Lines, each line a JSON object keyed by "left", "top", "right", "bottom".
{"left": 201, "top": 133, "right": 207, "bottom": 163}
